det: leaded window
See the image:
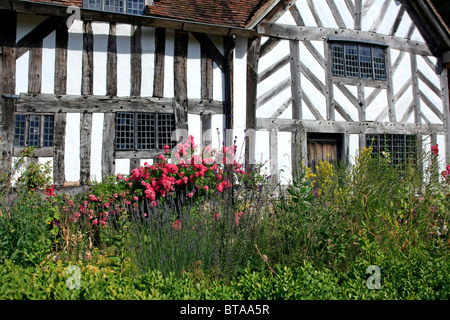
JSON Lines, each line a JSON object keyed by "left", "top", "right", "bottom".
{"left": 366, "top": 134, "right": 418, "bottom": 166}
{"left": 115, "top": 112, "right": 176, "bottom": 151}
{"left": 13, "top": 114, "right": 54, "bottom": 148}
{"left": 83, "top": 0, "right": 145, "bottom": 15}
{"left": 331, "top": 42, "right": 387, "bottom": 81}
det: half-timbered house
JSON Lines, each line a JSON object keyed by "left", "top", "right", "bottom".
{"left": 0, "top": 0, "right": 449, "bottom": 188}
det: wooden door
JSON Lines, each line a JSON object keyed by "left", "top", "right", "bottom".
{"left": 307, "top": 133, "right": 343, "bottom": 172}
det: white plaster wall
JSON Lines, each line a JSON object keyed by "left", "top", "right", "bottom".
{"left": 377, "top": 0, "right": 401, "bottom": 35}
{"left": 115, "top": 158, "right": 130, "bottom": 175}
{"left": 295, "top": 0, "right": 318, "bottom": 27}
{"left": 187, "top": 33, "right": 201, "bottom": 99}
{"left": 90, "top": 113, "right": 104, "bottom": 182}
{"left": 116, "top": 23, "right": 131, "bottom": 97}
{"left": 312, "top": 0, "right": 339, "bottom": 29}
{"left": 41, "top": 31, "right": 55, "bottom": 94}
{"left": 278, "top": 131, "right": 292, "bottom": 184}
{"left": 16, "top": 14, "right": 46, "bottom": 40}
{"left": 349, "top": 134, "right": 360, "bottom": 165}
{"left": 335, "top": 0, "right": 356, "bottom": 28}
{"left": 15, "top": 51, "right": 29, "bottom": 95}
{"left": 233, "top": 37, "right": 248, "bottom": 159}
{"left": 64, "top": 113, "right": 81, "bottom": 182}
{"left": 92, "top": 22, "right": 109, "bottom": 96}
{"left": 365, "top": 88, "right": 388, "bottom": 121}
{"left": 164, "top": 29, "right": 175, "bottom": 98}
{"left": 210, "top": 34, "right": 224, "bottom": 101}
{"left": 67, "top": 19, "right": 83, "bottom": 95}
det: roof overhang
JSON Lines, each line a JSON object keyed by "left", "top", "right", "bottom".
{"left": 399, "top": 0, "right": 450, "bottom": 59}
{"left": 1, "top": 0, "right": 256, "bottom": 38}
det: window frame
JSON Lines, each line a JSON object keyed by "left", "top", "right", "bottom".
{"left": 328, "top": 37, "right": 388, "bottom": 87}
{"left": 83, "top": 0, "right": 145, "bottom": 15}
{"left": 115, "top": 112, "right": 176, "bottom": 152}
{"left": 365, "top": 133, "right": 419, "bottom": 167}
{"left": 13, "top": 114, "right": 55, "bottom": 149}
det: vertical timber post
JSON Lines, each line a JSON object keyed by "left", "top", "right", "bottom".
{"left": 0, "top": 11, "right": 17, "bottom": 175}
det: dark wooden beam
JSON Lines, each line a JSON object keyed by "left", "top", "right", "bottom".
{"left": 28, "top": 40, "right": 42, "bottom": 94}
{"left": 0, "top": 10, "right": 16, "bottom": 173}
{"left": 53, "top": 112, "right": 66, "bottom": 186}
{"left": 81, "top": 21, "right": 93, "bottom": 95}
{"left": 192, "top": 32, "right": 225, "bottom": 73}
{"left": 15, "top": 15, "right": 65, "bottom": 60}
{"left": 130, "top": 25, "right": 142, "bottom": 97}
{"left": 153, "top": 27, "right": 165, "bottom": 98}
{"left": 79, "top": 112, "right": 92, "bottom": 185}
{"left": 102, "top": 112, "right": 115, "bottom": 180}
{"left": 106, "top": 23, "right": 117, "bottom": 96}
{"left": 54, "top": 24, "right": 68, "bottom": 95}
{"left": 173, "top": 30, "right": 189, "bottom": 134}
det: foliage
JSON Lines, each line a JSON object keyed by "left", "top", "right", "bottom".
{"left": 0, "top": 136, "right": 449, "bottom": 300}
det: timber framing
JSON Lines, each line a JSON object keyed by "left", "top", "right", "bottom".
{"left": 1, "top": 0, "right": 256, "bottom": 38}
{"left": 16, "top": 94, "right": 224, "bottom": 115}
{"left": 256, "top": 118, "right": 445, "bottom": 135}
{"left": 256, "top": 22, "right": 433, "bottom": 56}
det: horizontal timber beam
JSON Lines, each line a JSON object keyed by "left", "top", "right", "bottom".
{"left": 256, "top": 118, "right": 445, "bottom": 134}
{"left": 16, "top": 94, "right": 224, "bottom": 115}
{"left": 257, "top": 22, "right": 433, "bottom": 56}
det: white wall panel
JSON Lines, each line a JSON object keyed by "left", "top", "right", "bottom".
{"left": 65, "top": 113, "right": 81, "bottom": 182}
{"left": 90, "top": 113, "right": 104, "bottom": 182}
{"left": 66, "top": 19, "right": 83, "bottom": 95}
{"left": 41, "top": 31, "right": 55, "bottom": 94}
{"left": 92, "top": 22, "right": 109, "bottom": 96}
{"left": 116, "top": 23, "right": 131, "bottom": 97}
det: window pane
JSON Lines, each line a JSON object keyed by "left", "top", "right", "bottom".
{"left": 29, "top": 115, "right": 40, "bottom": 147}
{"left": 157, "top": 114, "right": 176, "bottom": 150}
{"left": 13, "top": 114, "right": 26, "bottom": 147}
{"left": 83, "top": 0, "right": 102, "bottom": 10}
{"left": 127, "top": 0, "right": 145, "bottom": 14}
{"left": 136, "top": 113, "right": 156, "bottom": 150}
{"left": 116, "top": 112, "right": 135, "bottom": 150}
{"left": 359, "top": 45, "right": 373, "bottom": 79}
{"left": 372, "top": 47, "right": 386, "bottom": 80}
{"left": 366, "top": 133, "right": 418, "bottom": 166}
{"left": 104, "top": 0, "right": 124, "bottom": 13}
{"left": 43, "top": 115, "right": 54, "bottom": 147}
{"left": 331, "top": 43, "right": 345, "bottom": 77}
{"left": 344, "top": 44, "right": 359, "bottom": 78}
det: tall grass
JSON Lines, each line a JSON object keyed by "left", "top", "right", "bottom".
{"left": 105, "top": 164, "right": 276, "bottom": 279}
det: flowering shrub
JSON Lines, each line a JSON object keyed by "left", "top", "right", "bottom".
{"left": 115, "top": 136, "right": 245, "bottom": 208}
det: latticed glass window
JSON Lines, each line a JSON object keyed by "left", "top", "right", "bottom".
{"left": 83, "top": 0, "right": 145, "bottom": 14}
{"left": 13, "top": 114, "right": 54, "bottom": 148}
{"left": 115, "top": 112, "right": 176, "bottom": 151}
{"left": 116, "top": 112, "right": 135, "bottom": 150}
{"left": 28, "top": 115, "right": 40, "bottom": 147}
{"left": 344, "top": 44, "right": 359, "bottom": 78}
{"left": 43, "top": 115, "right": 54, "bottom": 147}
{"left": 331, "top": 43, "right": 345, "bottom": 77}
{"left": 157, "top": 114, "right": 176, "bottom": 150}
{"left": 366, "top": 134, "right": 418, "bottom": 166}
{"left": 331, "top": 42, "right": 387, "bottom": 80}
{"left": 136, "top": 113, "right": 156, "bottom": 150}
{"left": 13, "top": 114, "right": 26, "bottom": 147}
